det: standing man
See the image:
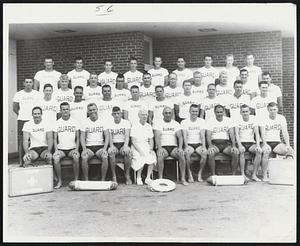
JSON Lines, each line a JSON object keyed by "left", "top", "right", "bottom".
{"left": 221, "top": 54, "right": 240, "bottom": 88}
{"left": 70, "top": 86, "right": 87, "bottom": 122}
{"left": 181, "top": 104, "right": 207, "bottom": 182}
{"left": 242, "top": 53, "right": 262, "bottom": 86}
{"left": 261, "top": 71, "right": 283, "bottom": 111}
{"left": 239, "top": 69, "right": 259, "bottom": 99}
{"left": 53, "top": 102, "right": 80, "bottom": 189}
{"left": 164, "top": 73, "right": 184, "bottom": 101}
{"left": 259, "top": 102, "right": 294, "bottom": 181}
{"left": 13, "top": 78, "right": 40, "bottom": 164}
{"left": 139, "top": 72, "right": 156, "bottom": 103}
{"left": 84, "top": 72, "right": 103, "bottom": 103}
{"left": 108, "top": 107, "right": 132, "bottom": 185}
{"left": 198, "top": 55, "right": 219, "bottom": 87}
{"left": 153, "top": 107, "right": 188, "bottom": 185}
{"left": 98, "top": 60, "right": 118, "bottom": 87}
{"left": 124, "top": 57, "right": 144, "bottom": 89}
{"left": 67, "top": 56, "right": 90, "bottom": 90}
{"left": 172, "top": 57, "right": 193, "bottom": 89}
{"left": 123, "top": 85, "right": 149, "bottom": 126}
{"left": 22, "top": 106, "right": 53, "bottom": 167}
{"left": 112, "top": 74, "right": 131, "bottom": 103}
{"left": 225, "top": 80, "right": 251, "bottom": 120}
{"left": 53, "top": 74, "right": 74, "bottom": 104}
{"left": 34, "top": 56, "right": 61, "bottom": 92}
{"left": 206, "top": 105, "right": 239, "bottom": 176}
{"left": 235, "top": 104, "right": 262, "bottom": 181}
{"left": 80, "top": 103, "right": 109, "bottom": 181}
{"left": 148, "top": 56, "right": 169, "bottom": 87}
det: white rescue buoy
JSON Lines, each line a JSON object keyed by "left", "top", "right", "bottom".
{"left": 148, "top": 179, "right": 176, "bottom": 192}
{"left": 206, "top": 175, "right": 246, "bottom": 186}
{"left": 68, "top": 180, "right": 118, "bottom": 191}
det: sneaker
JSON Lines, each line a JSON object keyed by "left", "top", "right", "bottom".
{"left": 145, "top": 178, "right": 153, "bottom": 185}
{"left": 137, "top": 177, "right": 143, "bottom": 185}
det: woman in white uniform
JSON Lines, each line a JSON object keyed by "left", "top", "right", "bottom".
{"left": 130, "top": 109, "right": 157, "bottom": 185}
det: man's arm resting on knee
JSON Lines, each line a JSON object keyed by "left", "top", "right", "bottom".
{"left": 80, "top": 130, "right": 87, "bottom": 152}
{"left": 182, "top": 129, "right": 189, "bottom": 150}
{"left": 23, "top": 131, "right": 30, "bottom": 155}
{"left": 176, "top": 130, "right": 184, "bottom": 151}
{"left": 75, "top": 130, "right": 80, "bottom": 152}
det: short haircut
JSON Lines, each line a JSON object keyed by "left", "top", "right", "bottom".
{"left": 226, "top": 54, "right": 234, "bottom": 58}
{"left": 87, "top": 102, "right": 98, "bottom": 109}
{"left": 219, "top": 70, "right": 228, "bottom": 76}
{"left": 189, "top": 104, "right": 199, "bottom": 110}
{"left": 207, "top": 83, "right": 216, "bottom": 89}
{"left": 32, "top": 106, "right": 42, "bottom": 114}
{"left": 60, "top": 74, "right": 69, "bottom": 80}
{"left": 129, "top": 57, "right": 137, "bottom": 62}
{"left": 240, "top": 104, "right": 250, "bottom": 110}
{"left": 102, "top": 84, "right": 111, "bottom": 90}
{"left": 169, "top": 72, "right": 177, "bottom": 78}
{"left": 24, "top": 78, "right": 33, "bottom": 82}
{"left": 233, "top": 80, "right": 243, "bottom": 87}
{"left": 193, "top": 71, "right": 201, "bottom": 76}
{"left": 89, "top": 72, "right": 98, "bottom": 77}
{"left": 44, "top": 56, "right": 53, "bottom": 61}
{"left": 143, "top": 72, "right": 151, "bottom": 77}
{"left": 155, "top": 85, "right": 164, "bottom": 91}
{"left": 74, "top": 56, "right": 83, "bottom": 62}
{"left": 258, "top": 81, "right": 268, "bottom": 87}
{"left": 246, "top": 52, "right": 254, "bottom": 57}
{"left": 43, "top": 83, "right": 53, "bottom": 90}
{"left": 204, "top": 54, "right": 213, "bottom": 60}
{"left": 112, "top": 106, "right": 121, "bottom": 112}
{"left": 240, "top": 69, "right": 248, "bottom": 74}
{"left": 74, "top": 85, "right": 83, "bottom": 91}
{"left": 183, "top": 80, "right": 192, "bottom": 86}
{"left": 262, "top": 71, "right": 271, "bottom": 77}
{"left": 154, "top": 56, "right": 162, "bottom": 61}
{"left": 177, "top": 57, "right": 185, "bottom": 61}
{"left": 130, "top": 85, "right": 139, "bottom": 91}
{"left": 267, "top": 102, "right": 278, "bottom": 108}
{"left": 60, "top": 102, "right": 70, "bottom": 109}
{"left": 104, "top": 59, "right": 112, "bottom": 64}
{"left": 214, "top": 104, "right": 225, "bottom": 112}
{"left": 116, "top": 73, "right": 124, "bottom": 80}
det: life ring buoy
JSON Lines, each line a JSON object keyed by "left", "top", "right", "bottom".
{"left": 148, "top": 179, "right": 176, "bottom": 192}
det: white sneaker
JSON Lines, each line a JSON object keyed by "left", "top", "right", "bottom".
{"left": 137, "top": 178, "right": 143, "bottom": 185}
{"left": 145, "top": 178, "right": 153, "bottom": 185}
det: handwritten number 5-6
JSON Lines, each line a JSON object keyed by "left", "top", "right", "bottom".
{"left": 95, "top": 5, "right": 113, "bottom": 15}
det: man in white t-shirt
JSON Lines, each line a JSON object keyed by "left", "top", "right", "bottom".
{"left": 172, "top": 57, "right": 193, "bottom": 88}
{"left": 34, "top": 56, "right": 61, "bottom": 92}
{"left": 148, "top": 56, "right": 169, "bottom": 87}
{"left": 220, "top": 54, "right": 240, "bottom": 88}
{"left": 148, "top": 85, "right": 175, "bottom": 125}
{"left": 22, "top": 106, "right": 53, "bottom": 167}
{"left": 239, "top": 69, "right": 259, "bottom": 99}
{"left": 242, "top": 53, "right": 262, "bottom": 86}
{"left": 98, "top": 60, "right": 118, "bottom": 87}
{"left": 200, "top": 83, "right": 224, "bottom": 120}
{"left": 164, "top": 73, "right": 184, "bottom": 101}
{"left": 139, "top": 72, "right": 156, "bottom": 103}
{"left": 174, "top": 80, "right": 202, "bottom": 122}
{"left": 80, "top": 103, "right": 109, "bottom": 181}
{"left": 108, "top": 106, "right": 132, "bottom": 185}
{"left": 226, "top": 80, "right": 251, "bottom": 120}
{"left": 216, "top": 70, "right": 234, "bottom": 98}
{"left": 84, "top": 72, "right": 102, "bottom": 103}
{"left": 250, "top": 81, "right": 277, "bottom": 119}
{"left": 124, "top": 85, "right": 149, "bottom": 126}
{"left": 70, "top": 86, "right": 88, "bottom": 122}
{"left": 124, "top": 57, "right": 144, "bottom": 89}
{"left": 67, "top": 56, "right": 90, "bottom": 90}
{"left": 235, "top": 104, "right": 262, "bottom": 181}
{"left": 259, "top": 102, "right": 294, "bottom": 181}
{"left": 206, "top": 105, "right": 239, "bottom": 176}
{"left": 198, "top": 55, "right": 219, "bottom": 87}
{"left": 153, "top": 107, "right": 188, "bottom": 185}
{"left": 53, "top": 102, "right": 80, "bottom": 189}
{"left": 111, "top": 74, "right": 131, "bottom": 103}
{"left": 190, "top": 71, "right": 207, "bottom": 98}
{"left": 53, "top": 74, "right": 74, "bottom": 104}
{"left": 262, "top": 71, "right": 283, "bottom": 111}
{"left": 181, "top": 104, "right": 207, "bottom": 182}
{"left": 13, "top": 78, "right": 40, "bottom": 164}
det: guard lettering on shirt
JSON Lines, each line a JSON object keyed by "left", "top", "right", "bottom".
{"left": 58, "top": 126, "right": 76, "bottom": 133}
{"left": 266, "top": 124, "right": 282, "bottom": 131}
{"left": 32, "top": 128, "right": 45, "bottom": 132}
{"left": 85, "top": 126, "right": 104, "bottom": 133}
{"left": 110, "top": 128, "right": 126, "bottom": 135}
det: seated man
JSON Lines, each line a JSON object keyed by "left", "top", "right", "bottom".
{"left": 235, "top": 104, "right": 262, "bottom": 181}
{"left": 206, "top": 104, "right": 239, "bottom": 176}
{"left": 259, "top": 102, "right": 294, "bottom": 182}
{"left": 53, "top": 102, "right": 80, "bottom": 189}
{"left": 80, "top": 103, "right": 109, "bottom": 181}
{"left": 181, "top": 104, "right": 207, "bottom": 182}
{"left": 22, "top": 106, "right": 53, "bottom": 167}
{"left": 108, "top": 106, "right": 132, "bottom": 185}
{"left": 153, "top": 107, "right": 188, "bottom": 185}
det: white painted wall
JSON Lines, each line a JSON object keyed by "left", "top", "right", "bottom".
{"left": 8, "top": 39, "right": 18, "bottom": 153}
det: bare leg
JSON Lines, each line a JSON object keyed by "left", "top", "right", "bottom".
{"left": 252, "top": 153, "right": 262, "bottom": 181}
{"left": 53, "top": 155, "right": 62, "bottom": 189}
{"left": 81, "top": 155, "right": 89, "bottom": 181}
{"left": 124, "top": 155, "right": 132, "bottom": 185}
{"left": 157, "top": 156, "right": 164, "bottom": 179}
{"left": 146, "top": 164, "right": 154, "bottom": 180}
{"left": 176, "top": 153, "right": 188, "bottom": 186}
{"left": 109, "top": 154, "right": 117, "bottom": 183}
{"left": 261, "top": 152, "right": 270, "bottom": 181}
{"left": 185, "top": 152, "right": 194, "bottom": 183}
{"left": 100, "top": 157, "right": 108, "bottom": 181}
{"left": 198, "top": 155, "right": 207, "bottom": 182}
{"left": 208, "top": 155, "right": 216, "bottom": 175}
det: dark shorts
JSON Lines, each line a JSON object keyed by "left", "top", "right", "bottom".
{"left": 60, "top": 148, "right": 75, "bottom": 157}
{"left": 212, "top": 140, "right": 230, "bottom": 152}
{"left": 114, "top": 142, "right": 124, "bottom": 151}
{"left": 241, "top": 142, "right": 255, "bottom": 152}
{"left": 188, "top": 143, "right": 202, "bottom": 150}
{"left": 87, "top": 145, "right": 104, "bottom": 154}
{"left": 30, "top": 146, "right": 48, "bottom": 156}
{"left": 163, "top": 146, "right": 176, "bottom": 156}
{"left": 267, "top": 141, "right": 281, "bottom": 151}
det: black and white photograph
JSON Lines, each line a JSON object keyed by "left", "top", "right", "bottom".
{"left": 3, "top": 3, "right": 297, "bottom": 243}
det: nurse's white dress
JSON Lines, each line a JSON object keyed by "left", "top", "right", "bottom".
{"left": 130, "top": 121, "right": 157, "bottom": 171}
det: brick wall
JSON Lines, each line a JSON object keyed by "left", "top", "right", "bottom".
{"left": 153, "top": 31, "right": 283, "bottom": 87}
{"left": 282, "top": 37, "right": 295, "bottom": 147}
{"left": 16, "top": 31, "right": 145, "bottom": 90}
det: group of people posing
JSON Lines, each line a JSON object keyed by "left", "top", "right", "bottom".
{"left": 13, "top": 53, "right": 294, "bottom": 188}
